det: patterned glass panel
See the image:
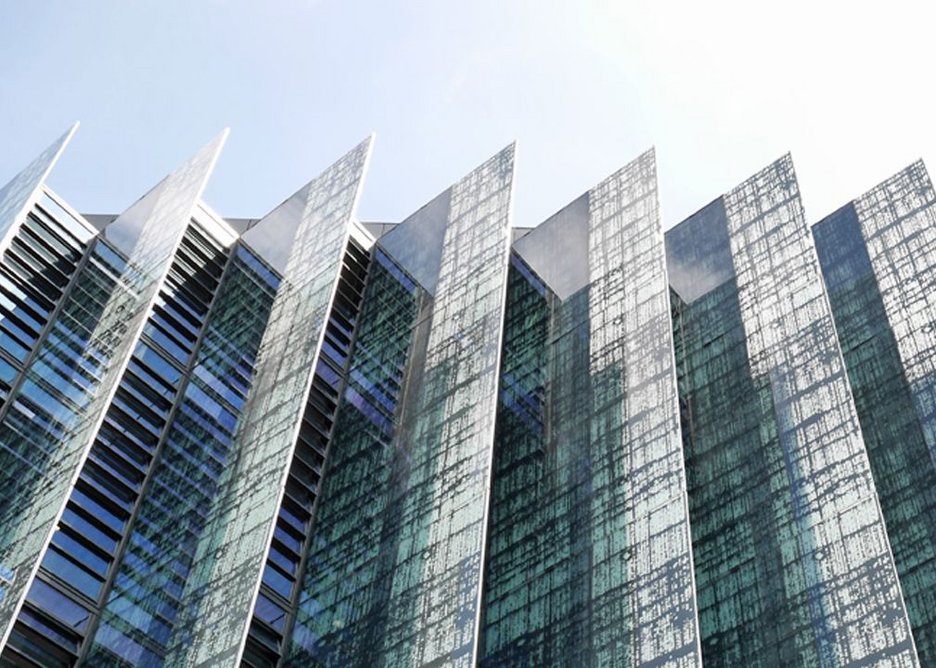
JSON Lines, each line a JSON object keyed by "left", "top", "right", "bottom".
{"left": 669, "top": 155, "right": 916, "bottom": 666}
{"left": 164, "top": 138, "right": 372, "bottom": 666}
{"left": 814, "top": 162, "right": 936, "bottom": 663}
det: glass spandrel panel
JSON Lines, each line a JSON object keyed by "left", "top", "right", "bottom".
{"left": 849, "top": 162, "right": 936, "bottom": 460}
{"left": 513, "top": 192, "right": 589, "bottom": 300}
{"left": 378, "top": 188, "right": 451, "bottom": 296}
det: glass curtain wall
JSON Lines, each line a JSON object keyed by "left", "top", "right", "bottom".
{"left": 814, "top": 161, "right": 936, "bottom": 664}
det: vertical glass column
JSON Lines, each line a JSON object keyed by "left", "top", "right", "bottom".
{"left": 0, "top": 191, "right": 96, "bottom": 408}
{"left": 376, "top": 145, "right": 515, "bottom": 666}
{"left": 282, "top": 249, "right": 427, "bottom": 666}
{"left": 0, "top": 131, "right": 226, "bottom": 651}
{"left": 585, "top": 150, "right": 698, "bottom": 665}
{"left": 668, "top": 155, "right": 916, "bottom": 666}
{"left": 281, "top": 145, "right": 516, "bottom": 667}
{"left": 163, "top": 138, "right": 373, "bottom": 667}
{"left": 813, "top": 161, "right": 936, "bottom": 663}
{"left": 81, "top": 241, "right": 280, "bottom": 667}
{"left": 242, "top": 236, "right": 372, "bottom": 667}
{"left": 481, "top": 150, "right": 699, "bottom": 666}
{"left": 0, "top": 190, "right": 97, "bottom": 668}
{"left": 1, "top": 216, "right": 238, "bottom": 667}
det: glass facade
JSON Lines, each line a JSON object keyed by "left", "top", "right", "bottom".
{"left": 2, "top": 213, "right": 280, "bottom": 666}
{"left": 668, "top": 157, "right": 915, "bottom": 666}
{"left": 163, "top": 138, "right": 373, "bottom": 667}
{"left": 0, "top": 192, "right": 98, "bottom": 654}
{"left": 814, "top": 161, "right": 936, "bottom": 665}
{"left": 243, "top": 237, "right": 372, "bottom": 666}
{"left": 0, "top": 131, "right": 226, "bottom": 656}
{"left": 1, "top": 126, "right": 935, "bottom": 667}
{"left": 278, "top": 146, "right": 515, "bottom": 667}
{"left": 0, "top": 125, "right": 75, "bottom": 255}
{"left": 83, "top": 237, "right": 279, "bottom": 666}
{"left": 283, "top": 249, "right": 426, "bottom": 666}
{"left": 480, "top": 151, "right": 699, "bottom": 666}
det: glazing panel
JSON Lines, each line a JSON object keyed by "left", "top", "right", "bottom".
{"left": 163, "top": 138, "right": 372, "bottom": 667}
{"left": 482, "top": 150, "right": 699, "bottom": 666}
{"left": 0, "top": 132, "right": 225, "bottom": 649}
{"left": 724, "top": 155, "right": 914, "bottom": 664}
{"left": 284, "top": 251, "right": 424, "bottom": 666}
{"left": 377, "top": 145, "right": 515, "bottom": 666}
{"left": 0, "top": 125, "right": 76, "bottom": 255}
{"left": 814, "top": 162, "right": 936, "bottom": 663}
{"left": 669, "top": 155, "right": 916, "bottom": 666}
{"left": 287, "top": 146, "right": 515, "bottom": 667}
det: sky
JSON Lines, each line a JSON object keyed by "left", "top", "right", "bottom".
{"left": 1, "top": 0, "right": 934, "bottom": 230}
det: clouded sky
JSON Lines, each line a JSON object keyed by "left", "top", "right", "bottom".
{"left": 1, "top": 0, "right": 933, "bottom": 229}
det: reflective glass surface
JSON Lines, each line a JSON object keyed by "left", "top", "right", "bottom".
{"left": 668, "top": 156, "right": 915, "bottom": 666}
{"left": 283, "top": 250, "right": 425, "bottom": 666}
{"left": 370, "top": 146, "right": 514, "bottom": 666}
{"left": 243, "top": 238, "right": 372, "bottom": 667}
{"left": 481, "top": 151, "right": 699, "bottom": 667}
{"left": 164, "top": 138, "right": 372, "bottom": 666}
{"left": 0, "top": 126, "right": 75, "bottom": 254}
{"left": 4, "top": 132, "right": 936, "bottom": 668}
{"left": 80, "top": 239, "right": 277, "bottom": 667}
{"left": 0, "top": 135, "right": 224, "bottom": 654}
{"left": 284, "top": 145, "right": 515, "bottom": 667}
{"left": 814, "top": 161, "right": 936, "bottom": 664}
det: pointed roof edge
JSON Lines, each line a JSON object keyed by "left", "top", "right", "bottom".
{"left": 812, "top": 156, "right": 932, "bottom": 227}
{"left": 379, "top": 140, "right": 516, "bottom": 296}
{"left": 0, "top": 122, "right": 80, "bottom": 253}
{"left": 855, "top": 155, "right": 931, "bottom": 203}
{"left": 513, "top": 147, "right": 658, "bottom": 301}
{"left": 520, "top": 145, "right": 656, "bottom": 240}
{"left": 513, "top": 145, "right": 654, "bottom": 251}
{"left": 348, "top": 133, "right": 376, "bottom": 224}
{"left": 666, "top": 151, "right": 794, "bottom": 239}
{"left": 239, "top": 135, "right": 375, "bottom": 274}
{"left": 42, "top": 121, "right": 80, "bottom": 178}
{"left": 49, "top": 121, "right": 80, "bottom": 173}
{"left": 171, "top": 127, "right": 229, "bottom": 208}
{"left": 2, "top": 121, "right": 80, "bottom": 204}
{"left": 726, "top": 151, "right": 796, "bottom": 198}
{"left": 250, "top": 133, "right": 375, "bottom": 225}
{"left": 105, "top": 128, "right": 229, "bottom": 223}
{"left": 389, "top": 139, "right": 517, "bottom": 231}
{"left": 194, "top": 127, "right": 230, "bottom": 205}
{"left": 101, "top": 129, "right": 230, "bottom": 255}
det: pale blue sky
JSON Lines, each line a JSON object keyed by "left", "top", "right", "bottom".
{"left": 1, "top": 0, "right": 934, "bottom": 229}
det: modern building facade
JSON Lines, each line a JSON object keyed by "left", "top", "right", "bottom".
{"left": 0, "top": 125, "right": 933, "bottom": 667}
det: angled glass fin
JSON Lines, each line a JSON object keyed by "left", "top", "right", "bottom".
{"left": 0, "top": 130, "right": 227, "bottom": 651}
{"left": 482, "top": 149, "right": 702, "bottom": 665}
{"left": 667, "top": 154, "right": 917, "bottom": 665}
{"left": 164, "top": 136, "right": 373, "bottom": 667}
{"left": 0, "top": 123, "right": 77, "bottom": 252}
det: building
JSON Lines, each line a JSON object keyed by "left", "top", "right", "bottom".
{"left": 0, "top": 125, "right": 932, "bottom": 667}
